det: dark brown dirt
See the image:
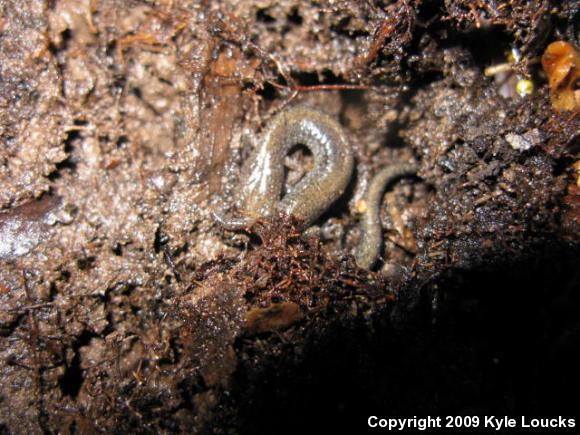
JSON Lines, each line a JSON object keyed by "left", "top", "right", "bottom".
{"left": 1, "top": 1, "right": 579, "bottom": 434}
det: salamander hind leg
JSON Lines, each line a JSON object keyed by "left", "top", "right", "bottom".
{"left": 212, "top": 206, "right": 257, "bottom": 231}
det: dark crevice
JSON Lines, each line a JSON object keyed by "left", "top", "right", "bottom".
{"left": 256, "top": 8, "right": 276, "bottom": 25}
{"left": 47, "top": 130, "right": 79, "bottom": 180}
{"left": 58, "top": 330, "right": 96, "bottom": 398}
{"left": 287, "top": 7, "right": 303, "bottom": 26}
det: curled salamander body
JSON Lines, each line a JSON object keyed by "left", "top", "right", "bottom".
{"left": 354, "top": 163, "right": 418, "bottom": 270}
{"left": 216, "top": 106, "right": 354, "bottom": 229}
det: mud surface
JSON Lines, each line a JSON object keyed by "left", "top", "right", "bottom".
{"left": 1, "top": 1, "right": 579, "bottom": 433}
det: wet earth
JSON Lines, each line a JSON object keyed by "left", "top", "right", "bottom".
{"left": 0, "top": 1, "right": 579, "bottom": 433}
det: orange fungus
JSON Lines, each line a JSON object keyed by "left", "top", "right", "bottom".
{"left": 541, "top": 41, "right": 580, "bottom": 111}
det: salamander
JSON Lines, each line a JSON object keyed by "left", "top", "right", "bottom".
{"left": 354, "top": 163, "right": 418, "bottom": 269}
{"left": 215, "top": 106, "right": 354, "bottom": 229}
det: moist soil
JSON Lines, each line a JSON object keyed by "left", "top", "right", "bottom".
{"left": 1, "top": 1, "right": 579, "bottom": 433}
